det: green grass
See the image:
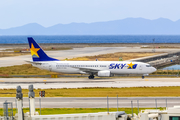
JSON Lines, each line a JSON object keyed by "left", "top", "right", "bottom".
{"left": 0, "top": 108, "right": 165, "bottom": 116}
{"left": 1, "top": 87, "right": 180, "bottom": 97}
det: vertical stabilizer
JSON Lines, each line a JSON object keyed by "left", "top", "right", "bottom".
{"left": 28, "top": 37, "right": 59, "bottom": 61}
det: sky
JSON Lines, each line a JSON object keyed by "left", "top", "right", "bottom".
{"left": 0, "top": 0, "right": 180, "bottom": 29}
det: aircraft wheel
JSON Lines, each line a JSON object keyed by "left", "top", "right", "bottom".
{"left": 88, "top": 75, "right": 94, "bottom": 79}
{"left": 88, "top": 76, "right": 93, "bottom": 79}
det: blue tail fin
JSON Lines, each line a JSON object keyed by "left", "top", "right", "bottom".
{"left": 28, "top": 37, "right": 59, "bottom": 61}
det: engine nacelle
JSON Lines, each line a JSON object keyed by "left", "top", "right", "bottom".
{"left": 143, "top": 74, "right": 149, "bottom": 76}
{"left": 98, "top": 70, "right": 111, "bottom": 77}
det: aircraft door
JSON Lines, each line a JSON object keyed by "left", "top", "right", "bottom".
{"left": 49, "top": 64, "right": 52, "bottom": 71}
{"left": 139, "top": 65, "right": 142, "bottom": 70}
{"left": 138, "top": 64, "right": 143, "bottom": 74}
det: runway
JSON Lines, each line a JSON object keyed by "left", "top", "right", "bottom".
{"left": 1, "top": 97, "right": 180, "bottom": 108}
{"left": 0, "top": 78, "right": 180, "bottom": 89}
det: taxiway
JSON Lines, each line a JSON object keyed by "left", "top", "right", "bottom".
{"left": 0, "top": 78, "right": 180, "bottom": 89}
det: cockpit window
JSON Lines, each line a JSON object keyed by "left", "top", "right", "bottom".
{"left": 146, "top": 65, "right": 151, "bottom": 67}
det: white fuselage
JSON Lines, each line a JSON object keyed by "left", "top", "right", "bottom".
{"left": 32, "top": 61, "right": 156, "bottom": 75}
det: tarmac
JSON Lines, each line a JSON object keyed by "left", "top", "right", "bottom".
{"left": 0, "top": 78, "right": 180, "bottom": 89}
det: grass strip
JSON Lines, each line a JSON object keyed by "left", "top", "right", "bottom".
{"left": 68, "top": 52, "right": 160, "bottom": 61}
{"left": 0, "top": 52, "right": 30, "bottom": 57}
{"left": 1, "top": 87, "right": 180, "bottom": 97}
{"left": 0, "top": 108, "right": 165, "bottom": 116}
{"left": 0, "top": 64, "right": 56, "bottom": 75}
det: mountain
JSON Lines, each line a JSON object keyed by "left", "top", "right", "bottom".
{"left": 1, "top": 18, "right": 180, "bottom": 35}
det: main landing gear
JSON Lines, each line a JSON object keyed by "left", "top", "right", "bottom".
{"left": 88, "top": 75, "right": 95, "bottom": 79}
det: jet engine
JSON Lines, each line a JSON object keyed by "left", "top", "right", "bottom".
{"left": 98, "top": 70, "right": 112, "bottom": 77}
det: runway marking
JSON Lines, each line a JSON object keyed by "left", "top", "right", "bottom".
{"left": 145, "top": 79, "right": 149, "bottom": 81}
{"left": 43, "top": 80, "right": 47, "bottom": 84}
{"left": 0, "top": 80, "right": 4, "bottom": 82}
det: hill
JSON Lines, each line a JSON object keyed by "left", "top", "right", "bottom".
{"left": 0, "top": 18, "right": 180, "bottom": 35}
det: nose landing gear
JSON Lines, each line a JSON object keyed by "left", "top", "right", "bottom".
{"left": 142, "top": 74, "right": 148, "bottom": 79}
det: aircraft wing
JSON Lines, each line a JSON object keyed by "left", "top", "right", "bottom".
{"left": 79, "top": 67, "right": 100, "bottom": 73}
{"left": 73, "top": 67, "right": 100, "bottom": 74}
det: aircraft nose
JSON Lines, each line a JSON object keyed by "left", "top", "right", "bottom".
{"left": 152, "top": 67, "right": 157, "bottom": 72}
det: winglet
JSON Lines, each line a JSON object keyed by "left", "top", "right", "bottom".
{"left": 28, "top": 37, "right": 59, "bottom": 61}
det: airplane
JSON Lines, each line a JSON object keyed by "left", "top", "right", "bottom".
{"left": 27, "top": 37, "right": 157, "bottom": 79}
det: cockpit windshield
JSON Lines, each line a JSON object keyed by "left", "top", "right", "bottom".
{"left": 146, "top": 65, "right": 152, "bottom": 67}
